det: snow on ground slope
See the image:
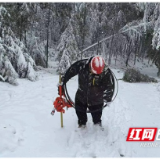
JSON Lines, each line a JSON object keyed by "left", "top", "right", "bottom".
{"left": 0, "top": 67, "right": 160, "bottom": 157}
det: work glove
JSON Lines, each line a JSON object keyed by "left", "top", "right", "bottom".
{"left": 107, "top": 102, "right": 111, "bottom": 107}
{"left": 104, "top": 98, "right": 112, "bottom": 107}
{"left": 58, "top": 84, "right": 64, "bottom": 96}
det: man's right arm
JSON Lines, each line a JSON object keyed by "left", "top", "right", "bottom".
{"left": 63, "top": 60, "right": 86, "bottom": 84}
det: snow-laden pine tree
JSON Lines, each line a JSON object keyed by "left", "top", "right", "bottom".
{"left": 56, "top": 21, "right": 79, "bottom": 74}
{"left": 136, "top": 3, "right": 160, "bottom": 76}
{"left": 26, "top": 31, "right": 47, "bottom": 68}
{"left": 0, "top": 5, "right": 37, "bottom": 85}
{"left": 57, "top": 50, "right": 71, "bottom": 74}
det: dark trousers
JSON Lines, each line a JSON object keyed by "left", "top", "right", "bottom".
{"left": 75, "top": 99, "right": 103, "bottom": 125}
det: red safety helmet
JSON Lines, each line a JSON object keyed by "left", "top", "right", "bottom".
{"left": 90, "top": 56, "right": 105, "bottom": 74}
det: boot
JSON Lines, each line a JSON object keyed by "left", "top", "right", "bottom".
{"left": 94, "top": 122, "right": 104, "bottom": 131}
{"left": 78, "top": 120, "right": 86, "bottom": 128}
{"left": 78, "top": 124, "right": 86, "bottom": 128}
{"left": 94, "top": 121, "right": 102, "bottom": 127}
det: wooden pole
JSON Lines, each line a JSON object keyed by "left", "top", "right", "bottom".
{"left": 59, "top": 74, "right": 63, "bottom": 128}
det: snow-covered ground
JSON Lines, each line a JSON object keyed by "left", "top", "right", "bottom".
{"left": 0, "top": 62, "right": 160, "bottom": 157}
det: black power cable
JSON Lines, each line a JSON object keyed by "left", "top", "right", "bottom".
{"left": 110, "top": 69, "right": 119, "bottom": 102}
{"left": 63, "top": 66, "right": 118, "bottom": 113}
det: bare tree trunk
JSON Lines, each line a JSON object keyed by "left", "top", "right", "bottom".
{"left": 134, "top": 53, "right": 137, "bottom": 65}
{"left": 134, "top": 46, "right": 138, "bottom": 65}
{"left": 81, "top": 3, "right": 87, "bottom": 60}
{"left": 108, "top": 33, "right": 114, "bottom": 65}
{"left": 152, "top": 50, "right": 158, "bottom": 65}
{"left": 148, "top": 57, "right": 151, "bottom": 64}
{"left": 102, "top": 42, "right": 106, "bottom": 59}
{"left": 20, "top": 16, "right": 22, "bottom": 41}
{"left": 97, "top": 4, "right": 103, "bottom": 56}
{"left": 157, "top": 68, "right": 160, "bottom": 77}
{"left": 126, "top": 40, "right": 132, "bottom": 67}
{"left": 134, "top": 38, "right": 139, "bottom": 65}
{"left": 46, "top": 8, "right": 51, "bottom": 68}
{"left": 25, "top": 30, "right": 27, "bottom": 47}
{"left": 115, "top": 52, "right": 118, "bottom": 66}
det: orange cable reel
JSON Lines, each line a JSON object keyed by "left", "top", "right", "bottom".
{"left": 51, "top": 84, "right": 72, "bottom": 115}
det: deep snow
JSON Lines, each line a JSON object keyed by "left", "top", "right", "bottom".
{"left": 0, "top": 63, "right": 160, "bottom": 157}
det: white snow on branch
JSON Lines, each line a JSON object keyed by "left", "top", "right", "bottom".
{"left": 80, "top": 21, "right": 151, "bottom": 54}
{"left": 0, "top": 75, "right": 5, "bottom": 81}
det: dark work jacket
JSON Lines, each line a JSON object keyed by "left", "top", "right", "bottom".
{"left": 63, "top": 58, "right": 114, "bottom": 106}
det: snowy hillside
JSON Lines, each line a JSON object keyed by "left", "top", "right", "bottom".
{"left": 0, "top": 63, "right": 160, "bottom": 157}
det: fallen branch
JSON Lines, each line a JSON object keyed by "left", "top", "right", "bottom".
{"left": 0, "top": 75, "right": 5, "bottom": 82}
{"left": 80, "top": 21, "right": 151, "bottom": 54}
